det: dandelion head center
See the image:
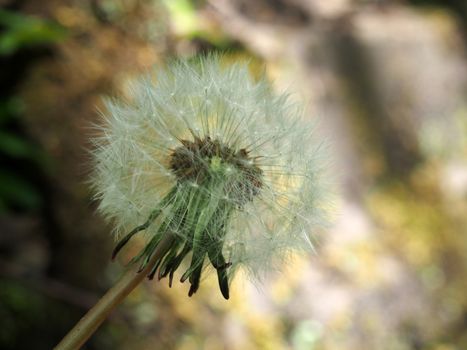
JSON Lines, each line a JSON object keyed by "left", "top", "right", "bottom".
{"left": 169, "top": 135, "right": 263, "bottom": 203}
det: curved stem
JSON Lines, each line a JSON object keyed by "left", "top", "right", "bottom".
{"left": 54, "top": 235, "right": 174, "bottom": 350}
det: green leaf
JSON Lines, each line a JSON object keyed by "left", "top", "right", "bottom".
{"left": 0, "top": 9, "right": 67, "bottom": 55}
{"left": 0, "top": 131, "right": 36, "bottom": 158}
{"left": 0, "top": 170, "right": 42, "bottom": 210}
{"left": 0, "top": 98, "right": 24, "bottom": 125}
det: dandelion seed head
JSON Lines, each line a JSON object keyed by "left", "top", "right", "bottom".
{"left": 91, "top": 55, "right": 330, "bottom": 298}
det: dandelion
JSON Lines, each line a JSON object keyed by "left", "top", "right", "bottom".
{"left": 55, "top": 56, "right": 330, "bottom": 350}
{"left": 91, "top": 55, "right": 328, "bottom": 300}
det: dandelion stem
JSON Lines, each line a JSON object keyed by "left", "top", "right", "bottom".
{"left": 54, "top": 235, "right": 174, "bottom": 350}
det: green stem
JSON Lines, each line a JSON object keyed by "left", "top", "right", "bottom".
{"left": 54, "top": 235, "right": 174, "bottom": 350}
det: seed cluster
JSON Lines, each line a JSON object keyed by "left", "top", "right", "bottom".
{"left": 93, "top": 56, "right": 328, "bottom": 300}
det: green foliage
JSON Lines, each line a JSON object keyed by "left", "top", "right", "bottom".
{"left": 0, "top": 169, "right": 42, "bottom": 211}
{"left": 0, "top": 9, "right": 67, "bottom": 55}
{"left": 0, "top": 281, "right": 42, "bottom": 346}
{"left": 0, "top": 99, "right": 48, "bottom": 212}
{"left": 0, "top": 9, "right": 64, "bottom": 213}
{"left": 0, "top": 130, "right": 36, "bottom": 158}
{"left": 0, "top": 100, "right": 49, "bottom": 165}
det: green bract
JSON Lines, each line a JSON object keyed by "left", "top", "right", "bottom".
{"left": 91, "top": 55, "right": 329, "bottom": 299}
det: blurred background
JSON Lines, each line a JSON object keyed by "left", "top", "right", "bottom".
{"left": 1, "top": 0, "right": 467, "bottom": 349}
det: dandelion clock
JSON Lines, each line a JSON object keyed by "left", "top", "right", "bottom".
{"left": 56, "top": 55, "right": 330, "bottom": 350}
{"left": 92, "top": 55, "right": 329, "bottom": 298}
